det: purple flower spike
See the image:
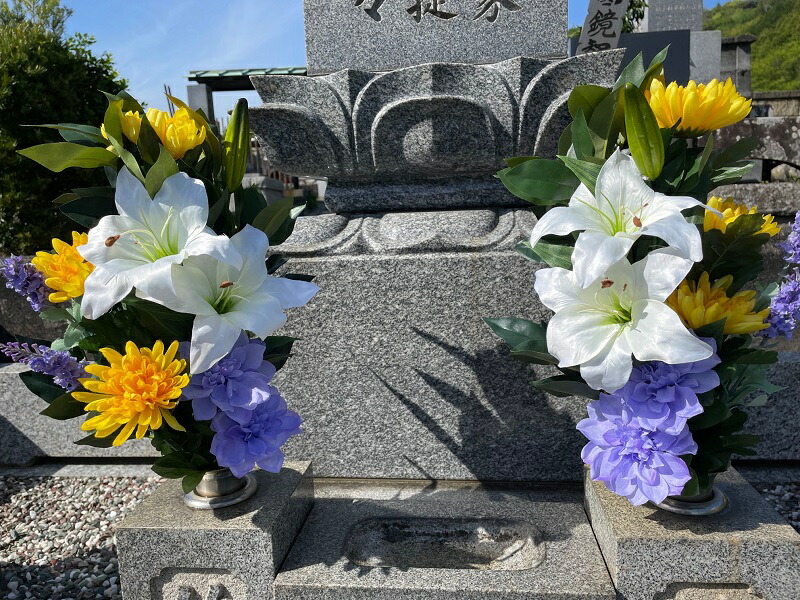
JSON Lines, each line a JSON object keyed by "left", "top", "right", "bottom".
{"left": 182, "top": 334, "right": 279, "bottom": 424}
{"left": 1, "top": 256, "right": 50, "bottom": 312}
{"left": 210, "top": 393, "right": 303, "bottom": 478}
{"left": 578, "top": 394, "right": 697, "bottom": 506}
{"left": 619, "top": 339, "right": 720, "bottom": 435}
{"left": 763, "top": 269, "right": 800, "bottom": 339}
{"left": 781, "top": 211, "right": 800, "bottom": 265}
{"left": 0, "top": 342, "right": 87, "bottom": 391}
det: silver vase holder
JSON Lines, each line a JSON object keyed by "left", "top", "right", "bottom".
{"left": 653, "top": 478, "right": 729, "bottom": 516}
{"left": 184, "top": 468, "right": 258, "bottom": 510}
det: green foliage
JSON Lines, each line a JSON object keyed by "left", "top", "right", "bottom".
{"left": 704, "top": 0, "right": 800, "bottom": 91}
{"left": 0, "top": 0, "right": 126, "bottom": 253}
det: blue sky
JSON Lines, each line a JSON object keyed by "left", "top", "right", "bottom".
{"left": 64, "top": 0, "right": 728, "bottom": 119}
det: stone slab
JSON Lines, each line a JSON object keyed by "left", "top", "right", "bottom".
{"left": 275, "top": 482, "right": 616, "bottom": 599}
{"left": 584, "top": 467, "right": 800, "bottom": 600}
{"left": 0, "top": 280, "right": 64, "bottom": 342}
{"left": 714, "top": 183, "right": 800, "bottom": 218}
{"left": 689, "top": 30, "right": 722, "bottom": 84}
{"left": 717, "top": 117, "right": 800, "bottom": 167}
{"left": 303, "top": 0, "right": 567, "bottom": 76}
{"left": 116, "top": 462, "right": 314, "bottom": 600}
{"left": 640, "top": 0, "right": 703, "bottom": 32}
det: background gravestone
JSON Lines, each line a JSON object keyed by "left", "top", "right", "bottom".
{"left": 638, "top": 0, "right": 703, "bottom": 32}
{"left": 303, "top": 0, "right": 567, "bottom": 74}
{"left": 576, "top": 0, "right": 626, "bottom": 54}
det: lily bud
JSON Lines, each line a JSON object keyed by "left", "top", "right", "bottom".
{"left": 223, "top": 98, "right": 250, "bottom": 192}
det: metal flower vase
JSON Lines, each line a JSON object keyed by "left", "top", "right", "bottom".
{"left": 654, "top": 473, "right": 729, "bottom": 516}
{"left": 184, "top": 468, "right": 258, "bottom": 510}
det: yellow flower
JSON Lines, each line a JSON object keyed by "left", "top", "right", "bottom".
{"left": 145, "top": 107, "right": 206, "bottom": 159}
{"left": 666, "top": 272, "right": 769, "bottom": 335}
{"left": 704, "top": 197, "right": 780, "bottom": 237}
{"left": 31, "top": 232, "right": 94, "bottom": 303}
{"left": 100, "top": 109, "right": 143, "bottom": 143}
{"left": 647, "top": 78, "right": 752, "bottom": 137}
{"left": 74, "top": 341, "right": 189, "bottom": 446}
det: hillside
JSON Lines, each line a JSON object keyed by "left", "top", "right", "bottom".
{"left": 704, "top": 0, "right": 800, "bottom": 91}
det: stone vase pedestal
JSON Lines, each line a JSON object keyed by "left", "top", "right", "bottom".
{"left": 584, "top": 467, "right": 800, "bottom": 600}
{"left": 116, "top": 462, "right": 313, "bottom": 600}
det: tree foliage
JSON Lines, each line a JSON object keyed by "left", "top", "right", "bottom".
{"left": 0, "top": 0, "right": 126, "bottom": 254}
{"left": 704, "top": 0, "right": 800, "bottom": 91}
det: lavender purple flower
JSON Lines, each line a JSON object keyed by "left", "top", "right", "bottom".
{"left": 763, "top": 269, "right": 800, "bottom": 339}
{"left": 577, "top": 394, "right": 697, "bottom": 505}
{"left": 0, "top": 256, "right": 50, "bottom": 312}
{"left": 780, "top": 210, "right": 800, "bottom": 265}
{"left": 182, "top": 334, "right": 279, "bottom": 425}
{"left": 0, "top": 342, "right": 87, "bottom": 390}
{"left": 210, "top": 392, "right": 303, "bottom": 478}
{"left": 619, "top": 342, "right": 720, "bottom": 435}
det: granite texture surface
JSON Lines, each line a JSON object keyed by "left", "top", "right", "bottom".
{"left": 585, "top": 467, "right": 800, "bottom": 600}
{"left": 116, "top": 462, "right": 314, "bottom": 600}
{"left": 250, "top": 51, "right": 626, "bottom": 211}
{"left": 714, "top": 182, "right": 800, "bottom": 217}
{"left": 275, "top": 483, "right": 615, "bottom": 599}
{"left": 689, "top": 30, "right": 722, "bottom": 84}
{"left": 0, "top": 278, "right": 65, "bottom": 341}
{"left": 303, "top": 0, "right": 567, "bottom": 75}
{"left": 716, "top": 117, "right": 800, "bottom": 167}
{"left": 640, "top": 0, "right": 703, "bottom": 32}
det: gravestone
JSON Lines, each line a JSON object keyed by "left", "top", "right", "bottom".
{"left": 638, "top": 0, "right": 704, "bottom": 32}
{"left": 304, "top": 0, "right": 566, "bottom": 75}
{"left": 576, "top": 0, "right": 626, "bottom": 55}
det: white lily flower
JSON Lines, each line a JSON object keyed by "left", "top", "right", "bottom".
{"left": 136, "top": 225, "right": 319, "bottom": 374}
{"left": 534, "top": 249, "right": 713, "bottom": 393}
{"left": 530, "top": 150, "right": 711, "bottom": 288}
{"left": 78, "top": 168, "right": 241, "bottom": 319}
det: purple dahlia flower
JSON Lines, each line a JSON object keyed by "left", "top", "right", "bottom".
{"left": 182, "top": 334, "right": 278, "bottom": 424}
{"left": 1, "top": 256, "right": 50, "bottom": 312}
{"left": 0, "top": 342, "right": 87, "bottom": 391}
{"left": 210, "top": 393, "right": 303, "bottom": 478}
{"left": 577, "top": 394, "right": 697, "bottom": 506}
{"left": 619, "top": 340, "right": 720, "bottom": 435}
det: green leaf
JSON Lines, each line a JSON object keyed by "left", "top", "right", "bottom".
{"left": 144, "top": 146, "right": 179, "bottom": 197}
{"left": 531, "top": 239, "right": 573, "bottom": 269}
{"left": 569, "top": 109, "right": 594, "bottom": 160}
{"left": 568, "top": 85, "right": 610, "bottom": 121}
{"left": 484, "top": 317, "right": 547, "bottom": 348}
{"left": 558, "top": 156, "right": 602, "bottom": 194}
{"left": 75, "top": 433, "right": 118, "bottom": 448}
{"left": 252, "top": 198, "right": 294, "bottom": 239}
{"left": 533, "top": 375, "right": 599, "bottom": 400}
{"left": 622, "top": 83, "right": 665, "bottom": 180}
{"left": 223, "top": 98, "right": 250, "bottom": 191}
{"left": 713, "top": 137, "right": 759, "bottom": 168}
{"left": 734, "top": 349, "right": 779, "bottom": 365}
{"left": 588, "top": 90, "right": 625, "bottom": 157}
{"left": 27, "top": 123, "right": 107, "bottom": 145}
{"left": 40, "top": 393, "right": 85, "bottom": 420}
{"left": 496, "top": 159, "right": 579, "bottom": 206}
{"left": 18, "top": 143, "right": 118, "bottom": 172}
{"left": 106, "top": 135, "right": 145, "bottom": 183}
{"left": 515, "top": 240, "right": 540, "bottom": 262}
{"left": 182, "top": 471, "right": 206, "bottom": 494}
{"left": 693, "top": 318, "right": 727, "bottom": 348}
{"left": 510, "top": 339, "right": 558, "bottom": 365}
{"left": 136, "top": 113, "right": 162, "bottom": 165}
{"left": 61, "top": 196, "right": 117, "bottom": 227}
{"left": 639, "top": 47, "right": 669, "bottom": 93}
{"left": 39, "top": 307, "right": 73, "bottom": 322}
{"left": 238, "top": 186, "right": 269, "bottom": 227}
{"left": 19, "top": 371, "right": 64, "bottom": 403}
{"left": 613, "top": 52, "right": 645, "bottom": 91}
{"left": 504, "top": 156, "right": 537, "bottom": 168}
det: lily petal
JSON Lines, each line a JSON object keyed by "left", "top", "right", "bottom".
{"left": 579, "top": 333, "right": 633, "bottom": 392}
{"left": 627, "top": 299, "right": 713, "bottom": 364}
{"left": 572, "top": 232, "right": 636, "bottom": 288}
{"left": 190, "top": 314, "right": 244, "bottom": 374}
{"left": 529, "top": 205, "right": 597, "bottom": 248}
{"left": 640, "top": 213, "right": 703, "bottom": 262}
{"left": 546, "top": 305, "right": 621, "bottom": 368}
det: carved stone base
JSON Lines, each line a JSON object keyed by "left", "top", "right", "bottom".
{"left": 584, "top": 467, "right": 800, "bottom": 600}
{"left": 116, "top": 463, "right": 313, "bottom": 600}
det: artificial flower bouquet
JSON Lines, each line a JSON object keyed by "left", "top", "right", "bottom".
{"left": 486, "top": 49, "right": 792, "bottom": 507}
{"left": 2, "top": 92, "right": 318, "bottom": 492}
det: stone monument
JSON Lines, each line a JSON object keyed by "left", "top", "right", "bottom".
{"left": 638, "top": 0, "right": 704, "bottom": 32}
{"left": 106, "top": 0, "right": 800, "bottom": 598}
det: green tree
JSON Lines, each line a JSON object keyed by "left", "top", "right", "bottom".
{"left": 0, "top": 0, "right": 126, "bottom": 254}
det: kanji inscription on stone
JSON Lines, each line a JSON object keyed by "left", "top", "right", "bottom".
{"left": 473, "top": 0, "right": 522, "bottom": 22}
{"left": 576, "top": 0, "right": 625, "bottom": 55}
{"left": 406, "top": 0, "right": 458, "bottom": 22}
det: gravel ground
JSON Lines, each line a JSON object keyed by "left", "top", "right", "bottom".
{"left": 0, "top": 477, "right": 161, "bottom": 600}
{"left": 0, "top": 475, "right": 798, "bottom": 599}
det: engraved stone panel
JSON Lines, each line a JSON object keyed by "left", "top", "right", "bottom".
{"left": 303, "top": 0, "right": 567, "bottom": 75}
{"left": 640, "top": 0, "right": 703, "bottom": 32}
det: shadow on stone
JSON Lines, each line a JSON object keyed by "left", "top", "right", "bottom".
{"left": 0, "top": 414, "right": 46, "bottom": 469}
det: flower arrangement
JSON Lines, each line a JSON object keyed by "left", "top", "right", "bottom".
{"left": 486, "top": 49, "right": 790, "bottom": 507}
{"left": 2, "top": 92, "right": 317, "bottom": 493}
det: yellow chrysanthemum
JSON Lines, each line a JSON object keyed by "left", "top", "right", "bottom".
{"left": 704, "top": 197, "right": 780, "bottom": 237}
{"left": 31, "top": 232, "right": 94, "bottom": 303}
{"left": 100, "top": 109, "right": 143, "bottom": 143}
{"left": 666, "top": 272, "right": 769, "bottom": 335}
{"left": 647, "top": 78, "right": 752, "bottom": 137}
{"left": 74, "top": 341, "right": 189, "bottom": 446}
{"left": 145, "top": 107, "right": 206, "bottom": 159}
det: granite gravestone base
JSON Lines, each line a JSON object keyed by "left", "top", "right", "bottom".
{"left": 116, "top": 463, "right": 313, "bottom": 600}
{"left": 585, "top": 467, "right": 800, "bottom": 600}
